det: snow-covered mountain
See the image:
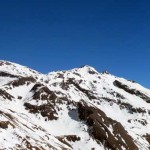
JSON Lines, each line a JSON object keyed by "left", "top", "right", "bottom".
{"left": 0, "top": 60, "right": 150, "bottom": 150}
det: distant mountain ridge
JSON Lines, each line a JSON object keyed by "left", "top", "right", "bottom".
{"left": 0, "top": 60, "right": 150, "bottom": 150}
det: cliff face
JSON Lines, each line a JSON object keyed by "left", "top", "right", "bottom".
{"left": 0, "top": 61, "right": 150, "bottom": 150}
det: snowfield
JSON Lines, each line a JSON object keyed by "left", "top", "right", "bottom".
{"left": 0, "top": 60, "right": 150, "bottom": 150}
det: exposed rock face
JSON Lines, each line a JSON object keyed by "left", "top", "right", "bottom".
{"left": 0, "top": 71, "right": 19, "bottom": 78}
{"left": 24, "top": 102, "right": 58, "bottom": 120}
{"left": 114, "top": 80, "right": 150, "bottom": 103}
{"left": 0, "top": 89, "right": 14, "bottom": 100}
{"left": 10, "top": 77, "right": 36, "bottom": 87}
{"left": 0, "top": 121, "right": 14, "bottom": 129}
{"left": 57, "top": 135, "right": 81, "bottom": 149}
{"left": 0, "top": 61, "right": 150, "bottom": 149}
{"left": 24, "top": 83, "right": 58, "bottom": 120}
{"left": 31, "top": 83, "right": 57, "bottom": 101}
{"left": 78, "top": 101, "right": 138, "bottom": 150}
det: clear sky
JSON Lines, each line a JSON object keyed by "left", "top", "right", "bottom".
{"left": 0, "top": 0, "right": 150, "bottom": 88}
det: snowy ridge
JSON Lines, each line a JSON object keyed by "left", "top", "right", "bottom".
{"left": 0, "top": 60, "right": 150, "bottom": 150}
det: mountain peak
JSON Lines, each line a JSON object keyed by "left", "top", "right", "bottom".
{"left": 0, "top": 61, "right": 150, "bottom": 149}
{"left": 80, "top": 65, "right": 97, "bottom": 70}
{"left": 102, "top": 70, "right": 110, "bottom": 74}
{"left": 0, "top": 60, "right": 13, "bottom": 66}
{"left": 77, "top": 65, "right": 99, "bottom": 74}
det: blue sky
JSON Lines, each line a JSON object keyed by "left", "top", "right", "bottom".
{"left": 0, "top": 0, "right": 150, "bottom": 88}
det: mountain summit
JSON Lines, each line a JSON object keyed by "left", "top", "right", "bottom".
{"left": 0, "top": 61, "right": 150, "bottom": 150}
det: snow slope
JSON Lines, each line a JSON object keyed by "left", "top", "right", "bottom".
{"left": 0, "top": 61, "right": 150, "bottom": 150}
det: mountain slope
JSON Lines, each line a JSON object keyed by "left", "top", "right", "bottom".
{"left": 0, "top": 61, "right": 150, "bottom": 150}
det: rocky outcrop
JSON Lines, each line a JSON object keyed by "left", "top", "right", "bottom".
{"left": 0, "top": 121, "right": 14, "bottom": 129}
{"left": 0, "top": 71, "right": 19, "bottom": 78}
{"left": 24, "top": 102, "right": 58, "bottom": 120}
{"left": 0, "top": 89, "right": 14, "bottom": 100}
{"left": 57, "top": 135, "right": 81, "bottom": 148}
{"left": 78, "top": 101, "right": 138, "bottom": 150}
{"left": 31, "top": 83, "right": 57, "bottom": 101}
{"left": 114, "top": 80, "right": 150, "bottom": 103}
